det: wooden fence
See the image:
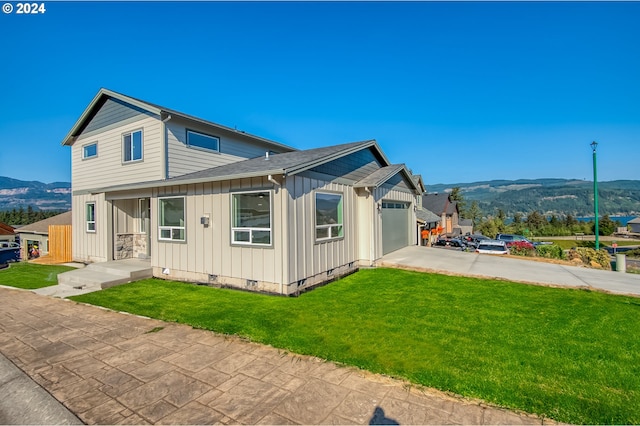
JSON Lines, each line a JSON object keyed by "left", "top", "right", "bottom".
{"left": 48, "top": 225, "right": 72, "bottom": 263}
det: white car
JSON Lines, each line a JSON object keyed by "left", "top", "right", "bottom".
{"left": 475, "top": 240, "right": 509, "bottom": 255}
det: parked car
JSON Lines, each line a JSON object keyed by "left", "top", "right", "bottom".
{"left": 460, "top": 234, "right": 490, "bottom": 249}
{"left": 435, "top": 237, "right": 467, "bottom": 250}
{"left": 495, "top": 233, "right": 535, "bottom": 249}
{"left": 475, "top": 240, "right": 509, "bottom": 255}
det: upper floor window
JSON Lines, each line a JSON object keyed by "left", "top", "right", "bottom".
{"left": 315, "top": 192, "right": 343, "bottom": 241}
{"left": 159, "top": 197, "right": 185, "bottom": 242}
{"left": 86, "top": 202, "right": 96, "bottom": 233}
{"left": 231, "top": 191, "right": 271, "bottom": 246}
{"left": 187, "top": 130, "right": 220, "bottom": 152}
{"left": 123, "top": 130, "right": 143, "bottom": 162}
{"left": 82, "top": 142, "right": 97, "bottom": 159}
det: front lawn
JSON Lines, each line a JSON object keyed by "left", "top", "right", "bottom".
{"left": 71, "top": 268, "right": 640, "bottom": 424}
{"left": 0, "top": 262, "right": 74, "bottom": 289}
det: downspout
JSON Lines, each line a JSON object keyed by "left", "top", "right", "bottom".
{"left": 365, "top": 187, "right": 375, "bottom": 266}
{"left": 161, "top": 114, "right": 172, "bottom": 179}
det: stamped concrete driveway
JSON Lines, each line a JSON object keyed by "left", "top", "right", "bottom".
{"left": 381, "top": 246, "right": 640, "bottom": 296}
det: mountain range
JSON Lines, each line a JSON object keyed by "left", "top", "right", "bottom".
{"left": 1, "top": 176, "right": 639, "bottom": 218}
{"left": 427, "top": 178, "right": 640, "bottom": 217}
{"left": 0, "top": 176, "right": 71, "bottom": 211}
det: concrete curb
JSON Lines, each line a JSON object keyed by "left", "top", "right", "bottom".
{"left": 0, "top": 352, "right": 83, "bottom": 425}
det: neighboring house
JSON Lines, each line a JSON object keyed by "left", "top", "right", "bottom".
{"left": 62, "top": 89, "right": 422, "bottom": 295}
{"left": 15, "top": 211, "right": 72, "bottom": 259}
{"left": 458, "top": 218, "right": 474, "bottom": 236}
{"left": 0, "top": 222, "right": 15, "bottom": 243}
{"left": 629, "top": 217, "right": 640, "bottom": 234}
{"left": 422, "top": 193, "right": 460, "bottom": 236}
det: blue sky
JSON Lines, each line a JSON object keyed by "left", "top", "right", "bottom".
{"left": 1, "top": 1, "right": 638, "bottom": 187}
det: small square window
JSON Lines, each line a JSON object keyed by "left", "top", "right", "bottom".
{"left": 82, "top": 143, "right": 97, "bottom": 159}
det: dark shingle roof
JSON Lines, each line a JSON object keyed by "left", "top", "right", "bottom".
{"left": 416, "top": 208, "right": 440, "bottom": 224}
{"left": 169, "top": 140, "right": 376, "bottom": 183}
{"left": 353, "top": 165, "right": 406, "bottom": 189}
{"left": 422, "top": 193, "right": 451, "bottom": 215}
{"left": 62, "top": 89, "right": 295, "bottom": 152}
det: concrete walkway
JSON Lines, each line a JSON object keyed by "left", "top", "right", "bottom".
{"left": 0, "top": 287, "right": 552, "bottom": 425}
{"left": 380, "top": 246, "right": 640, "bottom": 297}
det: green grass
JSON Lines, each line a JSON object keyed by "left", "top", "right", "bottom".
{"left": 537, "top": 239, "right": 639, "bottom": 250}
{"left": 70, "top": 269, "right": 640, "bottom": 424}
{"left": 0, "top": 262, "right": 74, "bottom": 289}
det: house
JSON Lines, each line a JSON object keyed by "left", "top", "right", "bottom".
{"left": 15, "top": 211, "right": 72, "bottom": 259}
{"left": 422, "top": 193, "right": 460, "bottom": 236}
{"left": 458, "top": 218, "right": 474, "bottom": 236}
{"left": 62, "top": 89, "right": 422, "bottom": 295}
{"left": 629, "top": 217, "right": 640, "bottom": 234}
{"left": 0, "top": 222, "right": 15, "bottom": 243}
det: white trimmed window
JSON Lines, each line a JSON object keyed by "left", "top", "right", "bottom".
{"left": 86, "top": 202, "right": 96, "bottom": 232}
{"left": 82, "top": 142, "right": 97, "bottom": 159}
{"left": 187, "top": 129, "right": 220, "bottom": 152}
{"left": 231, "top": 191, "right": 271, "bottom": 245}
{"left": 123, "top": 130, "right": 143, "bottom": 162}
{"left": 315, "top": 192, "right": 343, "bottom": 241}
{"left": 159, "top": 197, "right": 185, "bottom": 241}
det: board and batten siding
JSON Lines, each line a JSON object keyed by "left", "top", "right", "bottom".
{"left": 151, "top": 177, "right": 284, "bottom": 292}
{"left": 371, "top": 187, "right": 417, "bottom": 261}
{"left": 71, "top": 193, "right": 109, "bottom": 262}
{"left": 166, "top": 118, "right": 289, "bottom": 178}
{"left": 284, "top": 175, "right": 358, "bottom": 289}
{"left": 72, "top": 115, "right": 163, "bottom": 192}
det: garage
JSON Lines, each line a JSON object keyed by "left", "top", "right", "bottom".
{"left": 381, "top": 201, "right": 410, "bottom": 255}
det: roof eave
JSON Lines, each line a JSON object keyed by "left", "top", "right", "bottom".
{"left": 82, "top": 169, "right": 287, "bottom": 194}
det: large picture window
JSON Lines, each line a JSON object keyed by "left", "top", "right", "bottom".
{"left": 86, "top": 202, "right": 96, "bottom": 233}
{"left": 187, "top": 130, "right": 220, "bottom": 152}
{"left": 159, "top": 197, "right": 185, "bottom": 241}
{"left": 315, "top": 192, "right": 343, "bottom": 241}
{"left": 123, "top": 130, "right": 143, "bottom": 162}
{"left": 232, "top": 191, "right": 271, "bottom": 245}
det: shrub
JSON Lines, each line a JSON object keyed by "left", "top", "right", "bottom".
{"left": 569, "top": 247, "right": 611, "bottom": 270}
{"left": 509, "top": 241, "right": 536, "bottom": 257}
{"left": 536, "top": 244, "right": 566, "bottom": 260}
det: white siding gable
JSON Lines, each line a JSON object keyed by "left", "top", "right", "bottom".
{"left": 72, "top": 102, "right": 163, "bottom": 192}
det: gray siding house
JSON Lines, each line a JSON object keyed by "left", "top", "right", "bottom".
{"left": 62, "top": 89, "right": 421, "bottom": 295}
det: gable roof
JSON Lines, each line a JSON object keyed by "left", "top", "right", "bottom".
{"left": 16, "top": 211, "right": 72, "bottom": 234}
{"left": 61, "top": 88, "right": 295, "bottom": 153}
{"left": 629, "top": 217, "right": 640, "bottom": 224}
{"left": 411, "top": 174, "right": 426, "bottom": 194}
{"left": 0, "top": 222, "right": 15, "bottom": 236}
{"left": 354, "top": 164, "right": 419, "bottom": 194}
{"left": 422, "top": 193, "right": 455, "bottom": 216}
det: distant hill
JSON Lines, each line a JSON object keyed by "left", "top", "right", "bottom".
{"left": 1, "top": 176, "right": 639, "bottom": 218}
{"left": 426, "top": 179, "right": 640, "bottom": 217}
{"left": 0, "top": 176, "right": 71, "bottom": 211}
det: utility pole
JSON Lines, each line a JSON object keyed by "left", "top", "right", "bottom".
{"left": 591, "top": 141, "right": 599, "bottom": 250}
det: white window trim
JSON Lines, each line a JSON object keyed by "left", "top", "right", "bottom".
{"left": 315, "top": 191, "right": 344, "bottom": 242}
{"left": 231, "top": 190, "right": 272, "bottom": 246}
{"left": 186, "top": 129, "right": 220, "bottom": 153}
{"left": 82, "top": 142, "right": 98, "bottom": 160}
{"left": 122, "top": 129, "right": 144, "bottom": 163}
{"left": 158, "top": 196, "right": 186, "bottom": 242}
{"left": 86, "top": 202, "right": 96, "bottom": 233}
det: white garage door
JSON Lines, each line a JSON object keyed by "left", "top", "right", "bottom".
{"left": 382, "top": 201, "right": 410, "bottom": 255}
